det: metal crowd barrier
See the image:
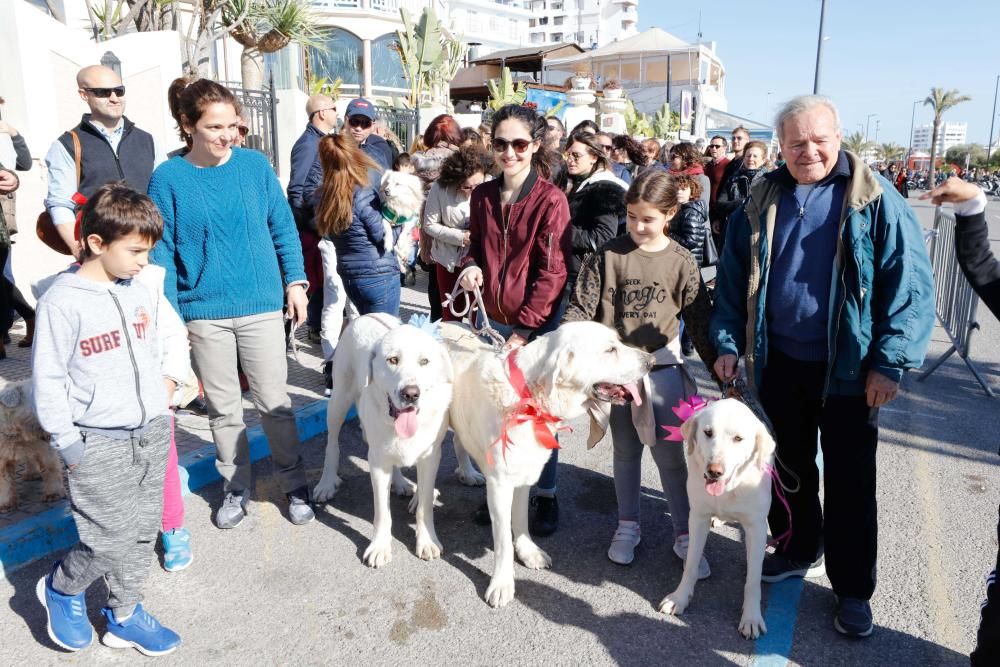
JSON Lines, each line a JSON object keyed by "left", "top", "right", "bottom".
{"left": 917, "top": 207, "right": 995, "bottom": 397}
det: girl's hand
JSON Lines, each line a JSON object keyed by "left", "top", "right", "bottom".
{"left": 285, "top": 284, "right": 308, "bottom": 325}
{"left": 503, "top": 333, "right": 528, "bottom": 351}
{"left": 462, "top": 231, "right": 471, "bottom": 247}
{"left": 163, "top": 378, "right": 177, "bottom": 408}
{"left": 459, "top": 267, "right": 483, "bottom": 290}
{"left": 714, "top": 354, "right": 739, "bottom": 383}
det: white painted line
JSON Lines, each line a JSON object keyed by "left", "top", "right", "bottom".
{"left": 880, "top": 407, "right": 948, "bottom": 421}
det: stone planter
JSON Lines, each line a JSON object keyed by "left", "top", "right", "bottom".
{"left": 571, "top": 75, "right": 592, "bottom": 90}
{"left": 603, "top": 88, "right": 623, "bottom": 100}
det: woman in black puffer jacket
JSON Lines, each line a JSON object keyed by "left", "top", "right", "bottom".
{"left": 668, "top": 173, "right": 709, "bottom": 267}
{"left": 564, "top": 132, "right": 629, "bottom": 287}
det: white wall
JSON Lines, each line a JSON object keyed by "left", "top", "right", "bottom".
{"left": 0, "top": 0, "right": 183, "bottom": 304}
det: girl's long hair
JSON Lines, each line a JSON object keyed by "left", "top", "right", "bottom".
{"left": 315, "top": 134, "right": 380, "bottom": 237}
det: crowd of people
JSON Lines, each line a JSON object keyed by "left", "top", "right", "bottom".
{"left": 2, "top": 64, "right": 995, "bottom": 663}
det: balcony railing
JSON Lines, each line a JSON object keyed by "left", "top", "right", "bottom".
{"left": 312, "top": 0, "right": 434, "bottom": 14}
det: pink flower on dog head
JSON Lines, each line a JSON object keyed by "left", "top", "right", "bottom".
{"left": 661, "top": 395, "right": 710, "bottom": 442}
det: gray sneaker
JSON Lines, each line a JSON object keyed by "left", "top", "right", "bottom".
{"left": 286, "top": 486, "right": 315, "bottom": 526}
{"left": 215, "top": 490, "right": 249, "bottom": 529}
{"left": 761, "top": 552, "right": 825, "bottom": 583}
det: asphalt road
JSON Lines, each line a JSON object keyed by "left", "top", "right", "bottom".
{"left": 1, "top": 193, "right": 998, "bottom": 666}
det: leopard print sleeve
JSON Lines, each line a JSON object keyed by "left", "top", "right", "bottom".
{"left": 562, "top": 251, "right": 603, "bottom": 324}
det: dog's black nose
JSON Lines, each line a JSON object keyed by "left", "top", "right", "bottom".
{"left": 706, "top": 464, "right": 724, "bottom": 480}
{"left": 400, "top": 385, "right": 420, "bottom": 404}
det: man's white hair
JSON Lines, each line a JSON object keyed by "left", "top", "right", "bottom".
{"left": 774, "top": 95, "right": 841, "bottom": 142}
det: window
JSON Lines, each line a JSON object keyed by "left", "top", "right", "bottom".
{"left": 554, "top": 16, "right": 564, "bottom": 25}
{"left": 539, "top": 17, "right": 548, "bottom": 25}
{"left": 308, "top": 27, "right": 362, "bottom": 87}
{"left": 372, "top": 32, "right": 406, "bottom": 92}
{"left": 552, "top": 32, "right": 563, "bottom": 42}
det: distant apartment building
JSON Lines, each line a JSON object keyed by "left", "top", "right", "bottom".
{"left": 525, "top": 0, "right": 638, "bottom": 49}
{"left": 912, "top": 122, "right": 968, "bottom": 154}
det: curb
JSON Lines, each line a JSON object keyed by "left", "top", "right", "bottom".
{"left": 0, "top": 399, "right": 348, "bottom": 581}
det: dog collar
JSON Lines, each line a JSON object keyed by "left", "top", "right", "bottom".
{"left": 382, "top": 206, "right": 414, "bottom": 227}
{"left": 489, "top": 348, "right": 564, "bottom": 467}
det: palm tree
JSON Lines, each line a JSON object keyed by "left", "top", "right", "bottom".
{"left": 878, "top": 142, "right": 904, "bottom": 163}
{"left": 224, "top": 0, "right": 325, "bottom": 90}
{"left": 923, "top": 87, "right": 971, "bottom": 184}
{"left": 843, "top": 131, "right": 872, "bottom": 157}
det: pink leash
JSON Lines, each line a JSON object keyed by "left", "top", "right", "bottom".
{"left": 762, "top": 462, "right": 793, "bottom": 550}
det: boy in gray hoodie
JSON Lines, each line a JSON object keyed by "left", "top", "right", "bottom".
{"left": 32, "top": 183, "right": 184, "bottom": 657}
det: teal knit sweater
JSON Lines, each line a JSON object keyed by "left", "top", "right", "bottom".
{"left": 148, "top": 148, "right": 306, "bottom": 322}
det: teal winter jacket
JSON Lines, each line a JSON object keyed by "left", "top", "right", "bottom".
{"left": 710, "top": 151, "right": 935, "bottom": 397}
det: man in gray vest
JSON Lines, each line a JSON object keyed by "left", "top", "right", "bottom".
{"left": 44, "top": 65, "right": 165, "bottom": 258}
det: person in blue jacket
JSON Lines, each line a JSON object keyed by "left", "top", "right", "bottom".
{"left": 710, "top": 95, "right": 935, "bottom": 639}
{"left": 311, "top": 132, "right": 398, "bottom": 315}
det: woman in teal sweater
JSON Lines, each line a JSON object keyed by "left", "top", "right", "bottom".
{"left": 149, "top": 78, "right": 314, "bottom": 530}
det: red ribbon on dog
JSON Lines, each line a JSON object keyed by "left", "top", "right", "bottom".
{"left": 488, "top": 348, "right": 565, "bottom": 467}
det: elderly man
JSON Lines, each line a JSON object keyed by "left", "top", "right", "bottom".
{"left": 710, "top": 95, "right": 935, "bottom": 638}
{"left": 44, "top": 65, "right": 165, "bottom": 258}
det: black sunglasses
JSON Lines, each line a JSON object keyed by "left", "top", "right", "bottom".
{"left": 709, "top": 143, "right": 725, "bottom": 149}
{"left": 83, "top": 86, "right": 126, "bottom": 98}
{"left": 492, "top": 137, "right": 532, "bottom": 154}
{"left": 348, "top": 116, "right": 373, "bottom": 129}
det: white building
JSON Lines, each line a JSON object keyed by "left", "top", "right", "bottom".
{"left": 912, "top": 121, "right": 967, "bottom": 154}
{"left": 449, "top": 0, "right": 532, "bottom": 54}
{"left": 525, "top": 0, "right": 638, "bottom": 49}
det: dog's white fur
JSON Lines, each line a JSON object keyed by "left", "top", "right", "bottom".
{"left": 657, "top": 398, "right": 776, "bottom": 639}
{"left": 314, "top": 315, "right": 454, "bottom": 566}
{"left": 378, "top": 171, "right": 425, "bottom": 272}
{"left": 0, "top": 381, "right": 65, "bottom": 512}
{"left": 439, "top": 321, "right": 654, "bottom": 607}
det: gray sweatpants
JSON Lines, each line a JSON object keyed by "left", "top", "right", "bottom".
{"left": 53, "top": 416, "right": 170, "bottom": 614}
{"left": 609, "top": 365, "right": 692, "bottom": 537}
{"left": 187, "top": 312, "right": 307, "bottom": 495}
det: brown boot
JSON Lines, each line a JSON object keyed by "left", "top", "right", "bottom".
{"left": 17, "top": 317, "right": 34, "bottom": 348}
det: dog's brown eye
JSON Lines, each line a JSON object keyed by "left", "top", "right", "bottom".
{"left": 418, "top": 358, "right": 429, "bottom": 366}
{"left": 606, "top": 346, "right": 617, "bottom": 355}
{"left": 733, "top": 435, "right": 743, "bottom": 442}
{"left": 387, "top": 356, "right": 399, "bottom": 365}
{"left": 704, "top": 428, "right": 713, "bottom": 437}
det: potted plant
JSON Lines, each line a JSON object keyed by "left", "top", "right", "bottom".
{"left": 603, "top": 79, "right": 623, "bottom": 99}
{"left": 571, "top": 70, "right": 592, "bottom": 90}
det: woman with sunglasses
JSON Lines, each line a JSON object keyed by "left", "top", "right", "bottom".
{"left": 457, "top": 104, "right": 571, "bottom": 536}
{"left": 563, "top": 132, "right": 628, "bottom": 279}
{"left": 667, "top": 142, "right": 710, "bottom": 208}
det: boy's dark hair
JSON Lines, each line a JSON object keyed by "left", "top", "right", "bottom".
{"left": 80, "top": 182, "right": 164, "bottom": 258}
{"left": 671, "top": 173, "right": 704, "bottom": 199}
{"left": 393, "top": 152, "right": 412, "bottom": 171}
{"left": 438, "top": 146, "right": 495, "bottom": 189}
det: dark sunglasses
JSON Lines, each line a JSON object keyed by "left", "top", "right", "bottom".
{"left": 492, "top": 137, "right": 532, "bottom": 153}
{"left": 83, "top": 86, "right": 126, "bottom": 98}
{"left": 597, "top": 143, "right": 613, "bottom": 150}
{"left": 709, "top": 143, "right": 725, "bottom": 149}
{"left": 348, "top": 116, "right": 373, "bottom": 129}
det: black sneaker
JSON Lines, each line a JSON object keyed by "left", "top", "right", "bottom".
{"left": 471, "top": 502, "right": 491, "bottom": 526}
{"left": 307, "top": 328, "right": 322, "bottom": 344}
{"left": 322, "top": 362, "right": 332, "bottom": 397}
{"left": 286, "top": 486, "right": 315, "bottom": 526}
{"left": 834, "top": 597, "right": 873, "bottom": 638}
{"left": 529, "top": 495, "right": 559, "bottom": 537}
{"left": 761, "top": 552, "right": 825, "bottom": 583}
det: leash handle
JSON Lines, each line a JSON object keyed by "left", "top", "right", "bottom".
{"left": 443, "top": 266, "right": 507, "bottom": 353}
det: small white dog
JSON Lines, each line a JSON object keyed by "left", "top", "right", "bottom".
{"left": 657, "top": 398, "right": 776, "bottom": 639}
{"left": 314, "top": 314, "right": 468, "bottom": 567}
{"left": 439, "top": 320, "right": 654, "bottom": 607}
{"left": 378, "top": 171, "right": 425, "bottom": 273}
{"left": 0, "top": 381, "right": 66, "bottom": 512}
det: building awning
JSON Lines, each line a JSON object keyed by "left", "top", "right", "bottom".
{"left": 545, "top": 27, "right": 694, "bottom": 67}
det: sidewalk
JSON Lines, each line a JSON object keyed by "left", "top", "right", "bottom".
{"left": 0, "top": 273, "right": 433, "bottom": 578}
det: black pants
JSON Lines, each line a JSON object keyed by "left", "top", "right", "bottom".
{"left": 758, "top": 347, "right": 880, "bottom": 600}
{"left": 972, "top": 504, "right": 1000, "bottom": 665}
{"left": 0, "top": 244, "right": 34, "bottom": 334}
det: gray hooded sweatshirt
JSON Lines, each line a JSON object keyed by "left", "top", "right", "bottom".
{"left": 32, "top": 271, "right": 173, "bottom": 466}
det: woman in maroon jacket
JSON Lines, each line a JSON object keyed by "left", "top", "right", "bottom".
{"left": 458, "top": 103, "right": 571, "bottom": 535}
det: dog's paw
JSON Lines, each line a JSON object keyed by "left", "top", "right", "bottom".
{"left": 738, "top": 610, "right": 767, "bottom": 639}
{"left": 454, "top": 465, "right": 486, "bottom": 487}
{"left": 363, "top": 539, "right": 393, "bottom": 568}
{"left": 407, "top": 488, "right": 441, "bottom": 514}
{"left": 312, "top": 474, "right": 343, "bottom": 503}
{"left": 658, "top": 590, "right": 691, "bottom": 616}
{"left": 485, "top": 576, "right": 516, "bottom": 608}
{"left": 391, "top": 475, "right": 417, "bottom": 497}
{"left": 515, "top": 542, "right": 552, "bottom": 570}
{"left": 415, "top": 535, "right": 443, "bottom": 561}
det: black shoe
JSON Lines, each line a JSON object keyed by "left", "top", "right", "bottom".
{"left": 834, "top": 597, "right": 873, "bottom": 638}
{"left": 761, "top": 552, "right": 825, "bottom": 583}
{"left": 400, "top": 273, "right": 407, "bottom": 287}
{"left": 405, "top": 267, "right": 417, "bottom": 287}
{"left": 177, "top": 396, "right": 208, "bottom": 417}
{"left": 529, "top": 495, "right": 559, "bottom": 537}
{"left": 681, "top": 342, "right": 694, "bottom": 357}
{"left": 307, "top": 328, "right": 322, "bottom": 344}
{"left": 322, "top": 361, "right": 332, "bottom": 397}
{"left": 472, "top": 502, "right": 491, "bottom": 526}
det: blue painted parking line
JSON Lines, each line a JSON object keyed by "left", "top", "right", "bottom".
{"left": 0, "top": 399, "right": 349, "bottom": 581}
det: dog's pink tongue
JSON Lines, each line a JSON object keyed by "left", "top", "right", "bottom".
{"left": 705, "top": 479, "right": 726, "bottom": 496}
{"left": 624, "top": 382, "right": 642, "bottom": 406}
{"left": 394, "top": 408, "right": 418, "bottom": 439}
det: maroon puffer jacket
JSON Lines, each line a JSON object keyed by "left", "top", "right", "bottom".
{"left": 460, "top": 169, "right": 571, "bottom": 330}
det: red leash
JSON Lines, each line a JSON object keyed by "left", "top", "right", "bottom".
{"left": 488, "top": 348, "right": 565, "bottom": 467}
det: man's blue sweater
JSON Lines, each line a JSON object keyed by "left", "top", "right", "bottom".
{"left": 765, "top": 155, "right": 849, "bottom": 361}
{"left": 148, "top": 148, "right": 306, "bottom": 322}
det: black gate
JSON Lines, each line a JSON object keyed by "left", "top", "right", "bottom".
{"left": 224, "top": 74, "right": 280, "bottom": 175}
{"left": 379, "top": 107, "right": 418, "bottom": 153}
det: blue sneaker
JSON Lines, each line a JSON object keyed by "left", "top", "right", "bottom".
{"left": 161, "top": 528, "right": 193, "bottom": 572}
{"left": 35, "top": 563, "right": 94, "bottom": 651}
{"left": 101, "top": 604, "right": 181, "bottom": 656}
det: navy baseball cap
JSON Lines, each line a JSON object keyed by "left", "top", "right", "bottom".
{"left": 345, "top": 98, "right": 376, "bottom": 120}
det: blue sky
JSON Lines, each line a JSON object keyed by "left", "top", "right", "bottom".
{"left": 639, "top": 0, "right": 1000, "bottom": 147}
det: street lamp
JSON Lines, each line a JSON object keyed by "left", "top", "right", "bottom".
{"left": 987, "top": 74, "right": 999, "bottom": 168}
{"left": 865, "top": 113, "right": 877, "bottom": 141}
{"left": 813, "top": 0, "right": 827, "bottom": 94}
{"left": 906, "top": 99, "right": 921, "bottom": 169}
{"left": 874, "top": 119, "right": 880, "bottom": 143}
